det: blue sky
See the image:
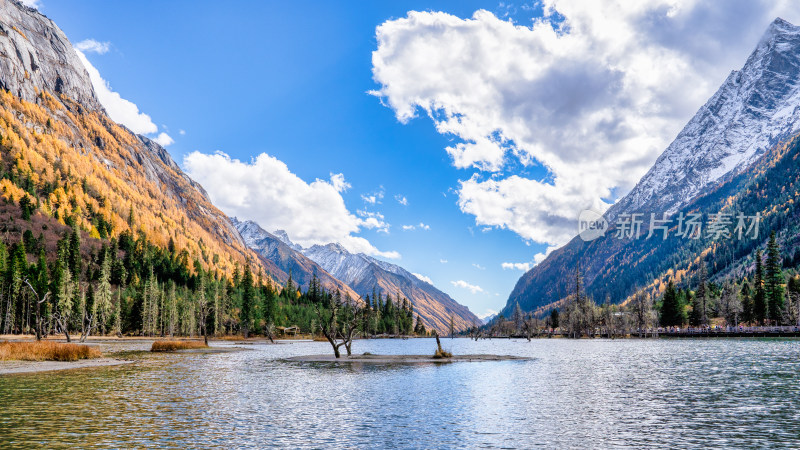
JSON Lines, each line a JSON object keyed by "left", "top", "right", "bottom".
{"left": 36, "top": 0, "right": 800, "bottom": 318}
{"left": 39, "top": 0, "right": 557, "bottom": 318}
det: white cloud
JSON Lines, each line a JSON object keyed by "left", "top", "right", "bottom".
{"left": 330, "top": 173, "right": 351, "bottom": 192}
{"left": 402, "top": 222, "right": 430, "bottom": 231}
{"left": 153, "top": 132, "right": 174, "bottom": 147}
{"left": 472, "top": 263, "right": 485, "bottom": 270}
{"left": 184, "top": 151, "right": 400, "bottom": 259}
{"left": 371, "top": 2, "right": 800, "bottom": 247}
{"left": 501, "top": 245, "right": 557, "bottom": 272}
{"left": 412, "top": 272, "right": 433, "bottom": 284}
{"left": 20, "top": 0, "right": 40, "bottom": 9}
{"left": 440, "top": 259, "right": 448, "bottom": 264}
{"left": 75, "top": 50, "right": 158, "bottom": 135}
{"left": 451, "top": 280, "right": 484, "bottom": 294}
{"left": 395, "top": 194, "right": 408, "bottom": 205}
{"left": 357, "top": 210, "right": 390, "bottom": 234}
{"left": 361, "top": 188, "right": 384, "bottom": 205}
{"left": 75, "top": 39, "right": 110, "bottom": 55}
{"left": 179, "top": 129, "right": 186, "bottom": 135}
{"left": 502, "top": 262, "right": 531, "bottom": 272}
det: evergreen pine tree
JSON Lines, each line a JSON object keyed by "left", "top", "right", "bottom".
{"left": 754, "top": 250, "right": 767, "bottom": 325}
{"left": 740, "top": 279, "right": 753, "bottom": 325}
{"left": 660, "top": 280, "right": 684, "bottom": 327}
{"left": 240, "top": 265, "right": 256, "bottom": 338}
{"left": 765, "top": 231, "right": 785, "bottom": 324}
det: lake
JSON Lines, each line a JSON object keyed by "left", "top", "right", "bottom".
{"left": 1, "top": 338, "right": 799, "bottom": 448}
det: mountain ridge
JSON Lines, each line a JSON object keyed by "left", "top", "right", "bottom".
{"left": 245, "top": 227, "right": 481, "bottom": 333}
{"left": 504, "top": 17, "right": 800, "bottom": 316}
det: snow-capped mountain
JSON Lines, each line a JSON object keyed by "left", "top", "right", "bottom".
{"left": 249, "top": 230, "right": 480, "bottom": 333}
{"left": 302, "top": 240, "right": 480, "bottom": 333}
{"left": 504, "top": 17, "right": 800, "bottom": 316}
{"left": 231, "top": 218, "right": 359, "bottom": 300}
{"left": 273, "top": 229, "right": 303, "bottom": 252}
{"left": 609, "top": 18, "right": 800, "bottom": 220}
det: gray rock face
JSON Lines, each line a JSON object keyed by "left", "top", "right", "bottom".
{"left": 608, "top": 17, "right": 800, "bottom": 221}
{"left": 0, "top": 0, "right": 103, "bottom": 111}
{"left": 0, "top": 0, "right": 248, "bottom": 255}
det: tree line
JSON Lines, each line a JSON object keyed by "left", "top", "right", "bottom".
{"left": 485, "top": 231, "right": 799, "bottom": 338}
{"left": 0, "top": 223, "right": 429, "bottom": 341}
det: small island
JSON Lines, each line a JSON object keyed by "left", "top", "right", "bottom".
{"left": 287, "top": 353, "right": 531, "bottom": 364}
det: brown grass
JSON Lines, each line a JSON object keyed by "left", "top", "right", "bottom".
{"left": 0, "top": 341, "right": 102, "bottom": 361}
{"left": 432, "top": 349, "right": 453, "bottom": 359}
{"left": 150, "top": 340, "right": 208, "bottom": 352}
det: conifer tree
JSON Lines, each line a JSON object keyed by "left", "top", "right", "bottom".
{"left": 740, "top": 279, "right": 753, "bottom": 325}
{"left": 240, "top": 265, "right": 255, "bottom": 338}
{"left": 660, "top": 280, "right": 685, "bottom": 327}
{"left": 765, "top": 231, "right": 785, "bottom": 324}
{"left": 754, "top": 250, "right": 767, "bottom": 325}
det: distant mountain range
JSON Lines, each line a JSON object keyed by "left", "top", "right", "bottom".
{"left": 233, "top": 219, "right": 480, "bottom": 332}
{"left": 503, "top": 17, "right": 800, "bottom": 317}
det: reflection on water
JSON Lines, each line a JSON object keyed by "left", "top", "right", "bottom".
{"left": 1, "top": 338, "right": 799, "bottom": 448}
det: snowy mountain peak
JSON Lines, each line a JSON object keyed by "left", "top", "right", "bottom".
{"left": 607, "top": 18, "right": 800, "bottom": 221}
{"left": 229, "top": 218, "right": 268, "bottom": 247}
{"left": 272, "top": 229, "right": 302, "bottom": 252}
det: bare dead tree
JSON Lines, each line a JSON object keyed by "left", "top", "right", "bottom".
{"left": 314, "top": 290, "right": 360, "bottom": 358}
{"left": 23, "top": 279, "right": 50, "bottom": 341}
{"left": 522, "top": 313, "right": 542, "bottom": 341}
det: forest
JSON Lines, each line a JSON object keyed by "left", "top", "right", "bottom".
{"left": 0, "top": 217, "right": 427, "bottom": 340}
{"left": 487, "top": 230, "right": 800, "bottom": 339}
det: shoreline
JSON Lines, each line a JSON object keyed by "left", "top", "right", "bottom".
{"left": 0, "top": 358, "right": 136, "bottom": 375}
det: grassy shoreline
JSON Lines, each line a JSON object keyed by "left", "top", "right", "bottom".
{"left": 0, "top": 341, "right": 102, "bottom": 362}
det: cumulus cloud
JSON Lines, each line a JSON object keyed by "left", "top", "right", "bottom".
{"left": 371, "top": 1, "right": 800, "bottom": 247}
{"left": 330, "top": 173, "right": 351, "bottom": 192}
{"left": 502, "top": 262, "right": 531, "bottom": 272}
{"left": 412, "top": 273, "right": 433, "bottom": 284}
{"left": 153, "top": 132, "right": 174, "bottom": 147}
{"left": 75, "top": 50, "right": 158, "bottom": 135}
{"left": 451, "top": 280, "right": 484, "bottom": 294}
{"left": 184, "top": 151, "right": 400, "bottom": 259}
{"left": 395, "top": 194, "right": 408, "bottom": 205}
{"left": 179, "top": 129, "right": 186, "bottom": 135}
{"left": 357, "top": 210, "right": 390, "bottom": 233}
{"left": 472, "top": 263, "right": 485, "bottom": 270}
{"left": 75, "top": 39, "right": 111, "bottom": 54}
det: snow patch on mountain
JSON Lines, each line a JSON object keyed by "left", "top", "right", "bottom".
{"left": 608, "top": 18, "right": 800, "bottom": 220}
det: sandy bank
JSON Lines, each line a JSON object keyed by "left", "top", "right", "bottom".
{"left": 0, "top": 358, "right": 136, "bottom": 375}
{"left": 286, "top": 354, "right": 532, "bottom": 364}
